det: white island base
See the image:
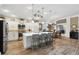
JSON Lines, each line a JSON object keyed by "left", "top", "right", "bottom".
{"left": 23, "top": 32, "right": 52, "bottom": 49}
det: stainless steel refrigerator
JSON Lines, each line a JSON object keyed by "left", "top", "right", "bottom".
{"left": 0, "top": 20, "right": 8, "bottom": 54}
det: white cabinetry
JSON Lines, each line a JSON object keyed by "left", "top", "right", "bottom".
{"left": 7, "top": 21, "right": 19, "bottom": 41}
{"left": 8, "top": 32, "right": 18, "bottom": 41}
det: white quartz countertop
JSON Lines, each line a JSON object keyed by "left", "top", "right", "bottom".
{"left": 23, "top": 32, "right": 53, "bottom": 36}
{"left": 23, "top": 32, "right": 39, "bottom": 36}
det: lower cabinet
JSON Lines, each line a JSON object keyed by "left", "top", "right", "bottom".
{"left": 70, "top": 31, "right": 78, "bottom": 39}
{"left": 8, "top": 32, "right": 18, "bottom": 41}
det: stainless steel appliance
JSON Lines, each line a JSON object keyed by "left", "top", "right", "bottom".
{"left": 18, "top": 24, "right": 25, "bottom": 40}
{"left": 0, "top": 20, "right": 8, "bottom": 54}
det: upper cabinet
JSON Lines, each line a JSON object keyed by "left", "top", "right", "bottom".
{"left": 70, "top": 16, "right": 78, "bottom": 31}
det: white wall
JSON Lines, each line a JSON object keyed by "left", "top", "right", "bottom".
{"left": 56, "top": 18, "right": 71, "bottom": 38}
{"left": 56, "top": 23, "right": 68, "bottom": 37}
{"left": 24, "top": 23, "right": 39, "bottom": 33}
{"left": 50, "top": 15, "right": 79, "bottom": 38}
{"left": 56, "top": 17, "right": 70, "bottom": 37}
{"left": 42, "top": 22, "right": 48, "bottom": 31}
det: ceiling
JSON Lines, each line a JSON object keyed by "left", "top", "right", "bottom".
{"left": 0, "top": 4, "right": 79, "bottom": 22}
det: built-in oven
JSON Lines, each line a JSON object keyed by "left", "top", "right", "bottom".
{"left": 18, "top": 24, "right": 25, "bottom": 40}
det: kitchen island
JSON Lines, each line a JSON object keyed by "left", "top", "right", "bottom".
{"left": 23, "top": 32, "right": 53, "bottom": 49}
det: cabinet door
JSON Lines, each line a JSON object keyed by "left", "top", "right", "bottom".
{"left": 23, "top": 35, "right": 32, "bottom": 49}
{"left": 8, "top": 32, "right": 13, "bottom": 41}
{"left": 14, "top": 32, "right": 18, "bottom": 40}
{"left": 8, "top": 32, "right": 18, "bottom": 41}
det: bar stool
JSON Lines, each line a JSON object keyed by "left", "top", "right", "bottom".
{"left": 47, "top": 33, "right": 53, "bottom": 46}
{"left": 46, "top": 33, "right": 50, "bottom": 46}
{"left": 39, "top": 33, "right": 42, "bottom": 48}
{"left": 45, "top": 33, "right": 49, "bottom": 46}
{"left": 50, "top": 33, "right": 53, "bottom": 44}
{"left": 31, "top": 34, "right": 40, "bottom": 50}
{"left": 39, "top": 33, "right": 47, "bottom": 48}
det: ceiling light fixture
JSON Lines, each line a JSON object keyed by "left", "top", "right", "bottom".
{"left": 2, "top": 9, "right": 10, "bottom": 13}
{"left": 11, "top": 14, "right": 16, "bottom": 17}
{"left": 32, "top": 20, "right": 34, "bottom": 23}
{"left": 27, "top": 7, "right": 32, "bottom": 10}
{"left": 50, "top": 15, "right": 60, "bottom": 19}
{"left": 43, "top": 12, "right": 48, "bottom": 15}
{"left": 28, "top": 17, "right": 32, "bottom": 20}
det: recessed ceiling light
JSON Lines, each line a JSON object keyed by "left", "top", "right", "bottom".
{"left": 34, "top": 17, "right": 40, "bottom": 20}
{"left": 50, "top": 15, "right": 60, "bottom": 19}
{"left": 42, "top": 22, "right": 45, "bottom": 24}
{"left": 27, "top": 7, "right": 32, "bottom": 10}
{"left": 11, "top": 14, "right": 16, "bottom": 17}
{"left": 2, "top": 9, "right": 10, "bottom": 13}
{"left": 28, "top": 17, "right": 32, "bottom": 19}
{"left": 32, "top": 20, "right": 34, "bottom": 23}
{"left": 44, "top": 12, "right": 48, "bottom": 15}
